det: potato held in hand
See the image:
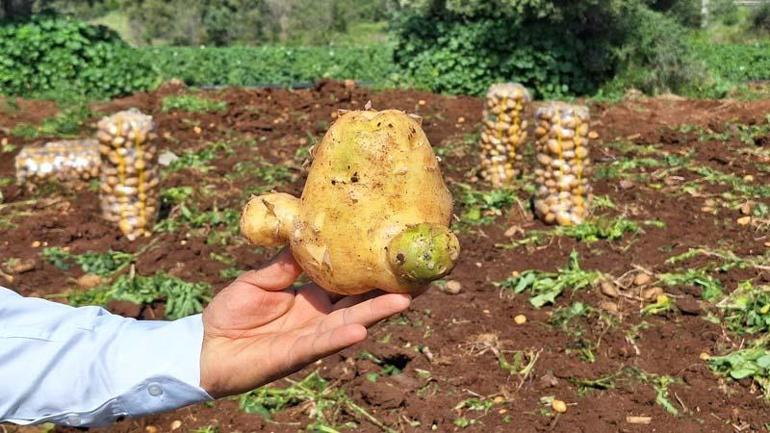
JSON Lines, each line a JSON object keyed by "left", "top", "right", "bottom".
{"left": 241, "top": 109, "right": 460, "bottom": 295}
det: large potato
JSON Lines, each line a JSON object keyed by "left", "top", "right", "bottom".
{"left": 241, "top": 109, "right": 460, "bottom": 295}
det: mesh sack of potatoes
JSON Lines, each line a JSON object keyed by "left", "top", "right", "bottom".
{"left": 14, "top": 139, "right": 100, "bottom": 190}
{"left": 532, "top": 102, "right": 594, "bottom": 226}
{"left": 97, "top": 109, "right": 159, "bottom": 241}
{"left": 479, "top": 83, "right": 531, "bottom": 186}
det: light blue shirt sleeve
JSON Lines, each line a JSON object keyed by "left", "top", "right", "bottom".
{"left": 0, "top": 286, "right": 213, "bottom": 427}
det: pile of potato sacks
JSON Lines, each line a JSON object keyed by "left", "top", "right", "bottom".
{"left": 13, "top": 109, "right": 160, "bottom": 239}
{"left": 14, "top": 139, "right": 100, "bottom": 190}
{"left": 479, "top": 83, "right": 530, "bottom": 187}
{"left": 477, "top": 83, "right": 597, "bottom": 226}
{"left": 97, "top": 109, "right": 160, "bottom": 241}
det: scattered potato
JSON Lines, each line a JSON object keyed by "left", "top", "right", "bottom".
{"left": 552, "top": 399, "right": 568, "bottom": 413}
{"left": 600, "top": 281, "right": 620, "bottom": 298}
{"left": 241, "top": 109, "right": 460, "bottom": 295}
{"left": 633, "top": 273, "right": 652, "bottom": 286}
{"left": 77, "top": 273, "right": 103, "bottom": 289}
{"left": 514, "top": 314, "right": 527, "bottom": 325}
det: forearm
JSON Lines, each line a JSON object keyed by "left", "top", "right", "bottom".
{"left": 0, "top": 287, "right": 212, "bottom": 427}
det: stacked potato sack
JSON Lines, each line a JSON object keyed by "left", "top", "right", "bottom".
{"left": 97, "top": 109, "right": 159, "bottom": 241}
{"left": 15, "top": 140, "right": 100, "bottom": 189}
{"left": 479, "top": 83, "right": 531, "bottom": 186}
{"left": 533, "top": 103, "right": 593, "bottom": 226}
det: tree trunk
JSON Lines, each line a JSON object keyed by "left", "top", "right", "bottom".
{"left": 701, "top": 0, "right": 710, "bottom": 27}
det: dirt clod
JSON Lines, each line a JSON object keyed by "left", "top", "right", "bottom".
{"left": 676, "top": 295, "right": 702, "bottom": 315}
{"left": 106, "top": 300, "right": 143, "bottom": 318}
{"left": 442, "top": 280, "right": 462, "bottom": 294}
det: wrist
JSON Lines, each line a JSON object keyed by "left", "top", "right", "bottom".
{"left": 199, "top": 336, "right": 224, "bottom": 398}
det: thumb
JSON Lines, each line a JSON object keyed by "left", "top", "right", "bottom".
{"left": 236, "top": 249, "right": 303, "bottom": 291}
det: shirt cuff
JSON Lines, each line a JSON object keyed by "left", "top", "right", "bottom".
{"left": 58, "top": 314, "right": 213, "bottom": 427}
{"left": 44, "top": 377, "right": 212, "bottom": 427}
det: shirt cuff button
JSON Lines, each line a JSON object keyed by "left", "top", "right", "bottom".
{"left": 148, "top": 383, "right": 163, "bottom": 397}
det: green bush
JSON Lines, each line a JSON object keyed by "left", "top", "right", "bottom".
{"left": 612, "top": 4, "right": 707, "bottom": 95}
{"left": 710, "top": 0, "right": 740, "bottom": 26}
{"left": 0, "top": 16, "right": 158, "bottom": 98}
{"left": 391, "top": 0, "right": 703, "bottom": 97}
{"left": 143, "top": 45, "right": 395, "bottom": 87}
{"left": 0, "top": 16, "right": 395, "bottom": 98}
{"left": 659, "top": 0, "right": 702, "bottom": 28}
{"left": 392, "top": 18, "right": 603, "bottom": 97}
{"left": 751, "top": 3, "right": 770, "bottom": 34}
{"left": 391, "top": 4, "right": 617, "bottom": 98}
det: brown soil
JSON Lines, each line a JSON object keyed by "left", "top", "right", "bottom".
{"left": 3, "top": 82, "right": 770, "bottom": 433}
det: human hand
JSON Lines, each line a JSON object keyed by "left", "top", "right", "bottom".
{"left": 199, "top": 251, "right": 411, "bottom": 398}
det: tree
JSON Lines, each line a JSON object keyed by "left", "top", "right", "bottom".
{"left": 390, "top": 0, "right": 704, "bottom": 96}
{"left": 1, "top": 0, "right": 35, "bottom": 19}
{"left": 121, "top": 0, "right": 268, "bottom": 46}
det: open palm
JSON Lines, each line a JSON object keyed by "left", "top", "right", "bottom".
{"left": 199, "top": 251, "right": 411, "bottom": 398}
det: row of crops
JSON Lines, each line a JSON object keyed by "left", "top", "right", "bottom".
{"left": 2, "top": 16, "right": 770, "bottom": 101}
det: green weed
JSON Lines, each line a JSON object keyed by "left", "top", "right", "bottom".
{"left": 41, "top": 247, "right": 73, "bottom": 271}
{"left": 228, "top": 158, "right": 294, "bottom": 195}
{"left": 719, "top": 281, "right": 770, "bottom": 334}
{"left": 551, "top": 302, "right": 616, "bottom": 363}
{"left": 452, "top": 396, "right": 498, "bottom": 428}
{"left": 166, "top": 141, "right": 234, "bottom": 173}
{"left": 160, "top": 186, "right": 195, "bottom": 206}
{"left": 162, "top": 94, "right": 227, "bottom": 113}
{"left": 11, "top": 104, "right": 92, "bottom": 139}
{"left": 499, "top": 216, "right": 660, "bottom": 249}
{"left": 571, "top": 367, "right": 680, "bottom": 414}
{"left": 666, "top": 247, "right": 770, "bottom": 274}
{"left": 710, "top": 345, "right": 770, "bottom": 399}
{"left": 358, "top": 351, "right": 404, "bottom": 382}
{"left": 497, "top": 251, "right": 601, "bottom": 308}
{"left": 641, "top": 294, "right": 674, "bottom": 315}
{"left": 41, "top": 248, "right": 133, "bottom": 276}
{"left": 155, "top": 204, "right": 240, "bottom": 244}
{"left": 659, "top": 269, "right": 724, "bottom": 301}
{"left": 239, "top": 371, "right": 394, "bottom": 433}
{"left": 68, "top": 272, "right": 211, "bottom": 320}
{"left": 634, "top": 370, "right": 680, "bottom": 415}
{"left": 690, "top": 166, "right": 770, "bottom": 198}
{"left": 453, "top": 183, "right": 517, "bottom": 227}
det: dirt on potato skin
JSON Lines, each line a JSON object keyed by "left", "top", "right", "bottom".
{"left": 3, "top": 83, "right": 770, "bottom": 433}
